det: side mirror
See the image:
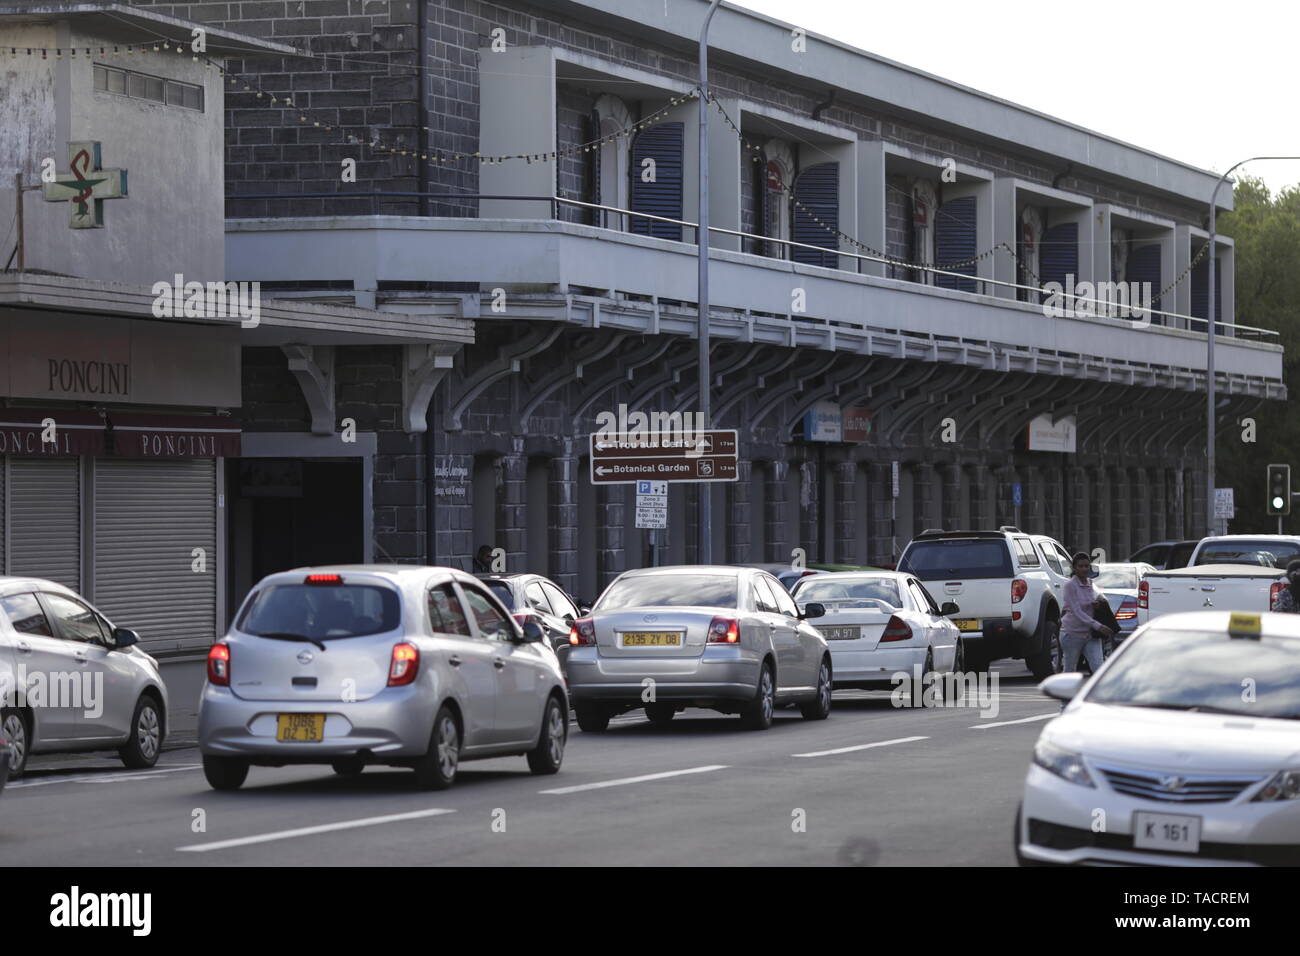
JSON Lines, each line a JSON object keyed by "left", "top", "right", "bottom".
{"left": 112, "top": 627, "right": 140, "bottom": 650}
{"left": 520, "top": 620, "right": 546, "bottom": 644}
{"left": 800, "top": 602, "right": 825, "bottom": 620}
{"left": 940, "top": 601, "right": 960, "bottom": 616}
{"left": 1039, "top": 672, "right": 1085, "bottom": 702}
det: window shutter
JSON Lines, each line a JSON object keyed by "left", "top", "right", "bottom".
{"left": 1126, "top": 243, "right": 1162, "bottom": 318}
{"left": 791, "top": 162, "right": 839, "bottom": 267}
{"left": 934, "top": 196, "right": 978, "bottom": 292}
{"left": 1039, "top": 221, "right": 1079, "bottom": 289}
{"left": 629, "top": 122, "right": 684, "bottom": 241}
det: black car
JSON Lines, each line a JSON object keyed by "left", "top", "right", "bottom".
{"left": 474, "top": 573, "right": 588, "bottom": 669}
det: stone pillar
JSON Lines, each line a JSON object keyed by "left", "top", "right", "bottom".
{"left": 914, "top": 462, "right": 937, "bottom": 533}
{"left": 499, "top": 449, "right": 527, "bottom": 569}
{"left": 1044, "top": 462, "right": 1065, "bottom": 544}
{"left": 1066, "top": 465, "right": 1089, "bottom": 553}
{"left": 1089, "top": 465, "right": 1109, "bottom": 556}
{"left": 1129, "top": 466, "right": 1151, "bottom": 556}
{"left": 549, "top": 445, "right": 578, "bottom": 596}
{"left": 1149, "top": 466, "right": 1167, "bottom": 543}
{"left": 1187, "top": 464, "right": 1208, "bottom": 538}
{"left": 598, "top": 484, "right": 625, "bottom": 589}
{"left": 941, "top": 461, "right": 962, "bottom": 531}
{"left": 970, "top": 462, "right": 993, "bottom": 530}
{"left": 1021, "top": 463, "right": 1042, "bottom": 534}
{"left": 835, "top": 460, "right": 857, "bottom": 565}
{"left": 995, "top": 464, "right": 1020, "bottom": 528}
{"left": 870, "top": 461, "right": 894, "bottom": 566}
{"left": 1170, "top": 467, "right": 1186, "bottom": 541}
{"left": 1110, "top": 464, "right": 1130, "bottom": 562}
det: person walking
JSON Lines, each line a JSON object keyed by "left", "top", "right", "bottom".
{"left": 1059, "top": 551, "right": 1114, "bottom": 673}
{"left": 1274, "top": 558, "right": 1300, "bottom": 613}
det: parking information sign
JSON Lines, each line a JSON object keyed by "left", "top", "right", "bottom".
{"left": 1012, "top": 483, "right": 1023, "bottom": 507}
{"left": 589, "top": 430, "right": 739, "bottom": 484}
{"left": 1214, "top": 487, "right": 1234, "bottom": 519}
{"left": 635, "top": 479, "right": 668, "bottom": 530}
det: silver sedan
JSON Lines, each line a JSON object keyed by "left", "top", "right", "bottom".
{"left": 198, "top": 566, "right": 569, "bottom": 791}
{"left": 564, "top": 565, "right": 832, "bottom": 731}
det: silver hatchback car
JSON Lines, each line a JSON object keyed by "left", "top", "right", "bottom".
{"left": 0, "top": 576, "right": 169, "bottom": 776}
{"left": 565, "top": 565, "right": 832, "bottom": 731}
{"left": 198, "top": 566, "right": 569, "bottom": 790}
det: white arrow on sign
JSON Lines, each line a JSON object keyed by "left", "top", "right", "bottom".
{"left": 596, "top": 466, "right": 612, "bottom": 475}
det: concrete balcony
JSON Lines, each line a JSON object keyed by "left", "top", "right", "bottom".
{"left": 226, "top": 215, "right": 1284, "bottom": 399}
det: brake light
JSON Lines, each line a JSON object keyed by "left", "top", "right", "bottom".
{"left": 1138, "top": 579, "right": 1149, "bottom": 609}
{"left": 568, "top": 617, "right": 596, "bottom": 646}
{"left": 707, "top": 616, "right": 740, "bottom": 643}
{"left": 305, "top": 573, "right": 343, "bottom": 585}
{"left": 207, "top": 643, "right": 231, "bottom": 686}
{"left": 880, "top": 615, "right": 913, "bottom": 642}
{"left": 388, "top": 642, "right": 419, "bottom": 686}
{"left": 1116, "top": 597, "right": 1138, "bottom": 621}
{"left": 1011, "top": 579, "right": 1028, "bottom": 603}
{"left": 1270, "top": 581, "right": 1286, "bottom": 611}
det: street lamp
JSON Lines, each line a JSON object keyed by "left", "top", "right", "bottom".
{"left": 697, "top": 0, "right": 722, "bottom": 564}
{"left": 1205, "top": 156, "right": 1300, "bottom": 534}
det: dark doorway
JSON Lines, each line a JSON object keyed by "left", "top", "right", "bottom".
{"left": 225, "top": 458, "right": 364, "bottom": 626}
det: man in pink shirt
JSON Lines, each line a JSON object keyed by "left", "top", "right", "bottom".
{"left": 1059, "top": 551, "right": 1114, "bottom": 672}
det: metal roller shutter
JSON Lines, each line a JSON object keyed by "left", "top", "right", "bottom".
{"left": 93, "top": 458, "right": 216, "bottom": 654}
{"left": 791, "top": 162, "right": 839, "bottom": 267}
{"left": 1191, "top": 258, "right": 1222, "bottom": 330}
{"left": 1126, "top": 244, "right": 1162, "bottom": 318}
{"left": 934, "top": 196, "right": 978, "bottom": 292}
{"left": 8, "top": 458, "right": 80, "bottom": 590}
{"left": 1039, "top": 222, "right": 1078, "bottom": 289}
{"left": 629, "top": 122, "right": 684, "bottom": 241}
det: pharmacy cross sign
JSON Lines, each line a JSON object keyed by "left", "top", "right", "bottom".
{"left": 42, "top": 142, "right": 128, "bottom": 228}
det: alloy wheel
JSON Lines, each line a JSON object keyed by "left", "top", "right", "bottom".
{"left": 3, "top": 713, "right": 26, "bottom": 772}
{"left": 546, "top": 703, "right": 565, "bottom": 764}
{"left": 437, "top": 714, "right": 459, "bottom": 778}
{"left": 137, "top": 704, "right": 160, "bottom": 762}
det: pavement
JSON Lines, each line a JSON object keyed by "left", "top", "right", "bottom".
{"left": 3, "top": 660, "right": 1056, "bottom": 866}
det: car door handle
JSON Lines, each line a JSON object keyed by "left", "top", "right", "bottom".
{"left": 448, "top": 655, "right": 462, "bottom": 667}
{"left": 493, "top": 658, "right": 506, "bottom": 669}
{"left": 16, "top": 641, "right": 31, "bottom": 654}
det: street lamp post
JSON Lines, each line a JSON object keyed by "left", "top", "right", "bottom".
{"left": 1205, "top": 156, "right": 1300, "bottom": 534}
{"left": 697, "top": 0, "right": 721, "bottom": 565}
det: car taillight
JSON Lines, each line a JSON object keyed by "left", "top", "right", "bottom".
{"left": 880, "top": 615, "right": 913, "bottom": 642}
{"left": 568, "top": 617, "right": 596, "bottom": 646}
{"left": 1270, "top": 581, "right": 1286, "bottom": 611}
{"left": 513, "top": 611, "right": 532, "bottom": 627}
{"left": 305, "top": 573, "right": 343, "bottom": 585}
{"left": 388, "top": 642, "right": 419, "bottom": 686}
{"left": 1138, "top": 579, "right": 1149, "bottom": 609}
{"left": 207, "top": 643, "right": 231, "bottom": 686}
{"left": 1011, "top": 579, "right": 1027, "bottom": 603}
{"left": 1115, "top": 597, "right": 1138, "bottom": 621}
{"left": 707, "top": 616, "right": 740, "bottom": 643}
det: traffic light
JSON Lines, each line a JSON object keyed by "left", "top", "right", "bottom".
{"left": 1267, "top": 463, "right": 1291, "bottom": 516}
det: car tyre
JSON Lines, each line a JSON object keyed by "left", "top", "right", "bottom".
{"left": 331, "top": 756, "right": 366, "bottom": 777}
{"left": 644, "top": 703, "right": 676, "bottom": 726}
{"left": 574, "top": 703, "right": 611, "bottom": 733}
{"left": 1026, "top": 616, "right": 1060, "bottom": 681}
{"left": 2, "top": 708, "right": 30, "bottom": 778}
{"left": 119, "top": 693, "right": 163, "bottom": 769}
{"left": 799, "top": 656, "right": 832, "bottom": 720}
{"left": 527, "top": 696, "right": 567, "bottom": 775}
{"left": 740, "top": 663, "right": 775, "bottom": 730}
{"left": 203, "top": 755, "right": 249, "bottom": 791}
{"left": 412, "top": 705, "right": 460, "bottom": 791}
{"left": 958, "top": 638, "right": 986, "bottom": 675}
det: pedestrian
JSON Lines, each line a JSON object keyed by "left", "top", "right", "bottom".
{"left": 1274, "top": 559, "right": 1300, "bottom": 612}
{"left": 472, "top": 544, "right": 494, "bottom": 573}
{"left": 1059, "top": 551, "right": 1114, "bottom": 673}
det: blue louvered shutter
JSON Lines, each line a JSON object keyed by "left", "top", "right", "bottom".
{"left": 1191, "top": 258, "right": 1222, "bottom": 331}
{"left": 1126, "top": 244, "right": 1162, "bottom": 319}
{"left": 791, "top": 162, "right": 839, "bottom": 267}
{"left": 1039, "top": 222, "right": 1078, "bottom": 289}
{"left": 934, "top": 196, "right": 977, "bottom": 292}
{"left": 629, "top": 122, "right": 684, "bottom": 241}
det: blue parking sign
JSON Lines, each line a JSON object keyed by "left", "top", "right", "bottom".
{"left": 1012, "top": 482, "right": 1022, "bottom": 507}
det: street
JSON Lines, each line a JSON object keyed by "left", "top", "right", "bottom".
{"left": 5, "top": 661, "right": 1050, "bottom": 866}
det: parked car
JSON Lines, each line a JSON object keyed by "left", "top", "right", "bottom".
{"left": 476, "top": 573, "right": 586, "bottom": 672}
{"left": 1130, "top": 539, "right": 1201, "bottom": 570}
{"left": 1018, "top": 610, "right": 1300, "bottom": 866}
{"left": 896, "top": 527, "right": 1071, "bottom": 679}
{"left": 790, "top": 571, "right": 961, "bottom": 688}
{"left": 198, "top": 566, "right": 568, "bottom": 791}
{"left": 1093, "top": 562, "right": 1155, "bottom": 640}
{"left": 564, "top": 565, "right": 832, "bottom": 731}
{"left": 0, "top": 577, "right": 168, "bottom": 777}
{"left": 737, "top": 563, "right": 824, "bottom": 591}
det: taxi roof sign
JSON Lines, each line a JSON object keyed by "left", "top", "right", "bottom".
{"left": 1228, "top": 612, "right": 1262, "bottom": 639}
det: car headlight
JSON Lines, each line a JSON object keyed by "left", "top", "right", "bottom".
{"left": 1253, "top": 770, "right": 1300, "bottom": 802}
{"left": 1032, "top": 739, "right": 1095, "bottom": 788}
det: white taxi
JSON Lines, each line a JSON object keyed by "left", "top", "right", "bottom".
{"left": 1017, "top": 610, "right": 1300, "bottom": 866}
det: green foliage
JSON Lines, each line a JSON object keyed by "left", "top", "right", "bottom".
{"left": 1216, "top": 176, "right": 1300, "bottom": 532}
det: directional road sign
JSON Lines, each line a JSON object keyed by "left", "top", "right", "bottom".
{"left": 590, "top": 430, "right": 739, "bottom": 484}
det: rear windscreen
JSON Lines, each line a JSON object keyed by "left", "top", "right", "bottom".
{"left": 793, "top": 578, "right": 902, "bottom": 607}
{"left": 1195, "top": 541, "right": 1300, "bottom": 570}
{"left": 898, "top": 540, "right": 1014, "bottom": 580}
{"left": 596, "top": 574, "right": 738, "bottom": 610}
{"left": 238, "top": 584, "right": 401, "bottom": 639}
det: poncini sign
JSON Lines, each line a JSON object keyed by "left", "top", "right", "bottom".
{"left": 1026, "top": 414, "right": 1077, "bottom": 453}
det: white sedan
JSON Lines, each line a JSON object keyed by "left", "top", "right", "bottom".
{"left": 1018, "top": 610, "right": 1300, "bottom": 866}
{"left": 791, "top": 572, "right": 962, "bottom": 691}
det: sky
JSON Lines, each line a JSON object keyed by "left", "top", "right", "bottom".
{"left": 729, "top": 0, "right": 1300, "bottom": 197}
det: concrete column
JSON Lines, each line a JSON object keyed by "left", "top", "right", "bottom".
{"left": 1066, "top": 465, "right": 1089, "bottom": 552}
{"left": 914, "top": 462, "right": 937, "bottom": 533}
{"left": 1170, "top": 467, "right": 1186, "bottom": 541}
{"left": 1187, "top": 464, "right": 1208, "bottom": 538}
{"left": 856, "top": 140, "right": 887, "bottom": 278}
{"left": 1129, "top": 465, "right": 1150, "bottom": 557}
{"left": 479, "top": 46, "right": 557, "bottom": 220}
{"left": 598, "top": 484, "right": 626, "bottom": 589}
{"left": 549, "top": 447, "right": 578, "bottom": 596}
{"left": 499, "top": 451, "right": 527, "bottom": 570}
{"left": 869, "top": 461, "right": 895, "bottom": 565}
{"left": 1043, "top": 462, "right": 1065, "bottom": 543}
{"left": 1021, "top": 463, "right": 1042, "bottom": 533}
{"left": 1109, "top": 464, "right": 1131, "bottom": 562}
{"left": 1149, "top": 465, "right": 1167, "bottom": 543}
{"left": 995, "top": 465, "right": 1020, "bottom": 528}
{"left": 941, "top": 461, "right": 962, "bottom": 531}
{"left": 1088, "top": 465, "right": 1109, "bottom": 556}
{"left": 970, "top": 462, "right": 994, "bottom": 529}
{"left": 835, "top": 460, "right": 857, "bottom": 566}
{"left": 733, "top": 458, "right": 753, "bottom": 564}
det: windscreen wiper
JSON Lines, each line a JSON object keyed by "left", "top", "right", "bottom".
{"left": 252, "top": 631, "right": 327, "bottom": 651}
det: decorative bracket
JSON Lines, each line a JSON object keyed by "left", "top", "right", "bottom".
{"left": 403, "top": 343, "right": 461, "bottom": 433}
{"left": 282, "top": 344, "right": 335, "bottom": 436}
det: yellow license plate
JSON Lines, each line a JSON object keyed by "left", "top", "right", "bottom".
{"left": 953, "top": 619, "right": 981, "bottom": 632}
{"left": 622, "top": 632, "right": 681, "bottom": 647}
{"left": 276, "top": 713, "right": 325, "bottom": 742}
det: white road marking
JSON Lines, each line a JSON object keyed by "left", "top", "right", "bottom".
{"left": 970, "top": 712, "right": 1058, "bottom": 729}
{"left": 792, "top": 735, "right": 928, "bottom": 758}
{"left": 10, "top": 765, "right": 201, "bottom": 789}
{"left": 539, "top": 764, "right": 728, "bottom": 794}
{"left": 176, "top": 807, "right": 457, "bottom": 853}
